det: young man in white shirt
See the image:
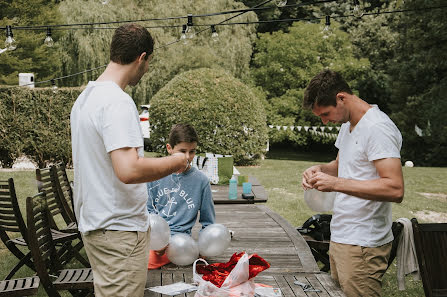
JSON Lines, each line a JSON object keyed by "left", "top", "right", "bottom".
{"left": 71, "top": 24, "right": 188, "bottom": 297}
{"left": 301, "top": 69, "right": 404, "bottom": 297}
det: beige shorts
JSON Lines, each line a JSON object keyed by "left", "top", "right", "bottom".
{"left": 82, "top": 228, "right": 151, "bottom": 297}
{"left": 329, "top": 241, "right": 392, "bottom": 297}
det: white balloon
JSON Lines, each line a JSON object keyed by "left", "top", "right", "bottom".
{"left": 148, "top": 213, "right": 170, "bottom": 250}
{"left": 303, "top": 189, "right": 336, "bottom": 212}
{"left": 166, "top": 233, "right": 199, "bottom": 266}
{"left": 198, "top": 224, "right": 231, "bottom": 257}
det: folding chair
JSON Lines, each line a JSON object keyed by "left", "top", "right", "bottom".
{"left": 0, "top": 276, "right": 39, "bottom": 296}
{"left": 35, "top": 167, "right": 77, "bottom": 233}
{"left": 0, "top": 178, "right": 86, "bottom": 280}
{"left": 26, "top": 192, "right": 93, "bottom": 297}
{"left": 51, "top": 163, "right": 77, "bottom": 224}
{"left": 0, "top": 178, "right": 35, "bottom": 280}
{"left": 411, "top": 218, "right": 447, "bottom": 297}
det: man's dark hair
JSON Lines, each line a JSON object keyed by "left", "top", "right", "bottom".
{"left": 169, "top": 124, "right": 199, "bottom": 148}
{"left": 110, "top": 24, "right": 154, "bottom": 65}
{"left": 303, "top": 69, "right": 353, "bottom": 109}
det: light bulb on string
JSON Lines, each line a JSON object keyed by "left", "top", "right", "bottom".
{"left": 44, "top": 27, "right": 54, "bottom": 47}
{"left": 4, "top": 26, "right": 17, "bottom": 51}
{"left": 276, "top": 0, "right": 287, "bottom": 7}
{"left": 353, "top": 0, "right": 364, "bottom": 18}
{"left": 322, "top": 16, "right": 332, "bottom": 39}
{"left": 186, "top": 14, "right": 195, "bottom": 39}
{"left": 210, "top": 25, "right": 218, "bottom": 42}
{"left": 180, "top": 24, "right": 188, "bottom": 45}
{"left": 51, "top": 80, "right": 58, "bottom": 94}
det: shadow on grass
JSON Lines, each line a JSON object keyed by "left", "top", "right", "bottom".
{"left": 266, "top": 144, "right": 337, "bottom": 163}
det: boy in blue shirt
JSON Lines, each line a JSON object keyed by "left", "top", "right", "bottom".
{"left": 146, "top": 123, "right": 215, "bottom": 269}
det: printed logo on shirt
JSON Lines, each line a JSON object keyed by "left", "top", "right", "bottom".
{"left": 153, "top": 186, "right": 196, "bottom": 218}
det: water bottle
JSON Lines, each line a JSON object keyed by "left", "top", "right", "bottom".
{"left": 228, "top": 176, "right": 237, "bottom": 200}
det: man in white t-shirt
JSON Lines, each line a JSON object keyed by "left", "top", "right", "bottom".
{"left": 70, "top": 24, "right": 188, "bottom": 297}
{"left": 301, "top": 69, "right": 404, "bottom": 297}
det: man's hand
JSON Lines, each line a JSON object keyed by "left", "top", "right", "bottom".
{"left": 302, "top": 165, "right": 322, "bottom": 190}
{"left": 171, "top": 152, "right": 189, "bottom": 174}
{"left": 307, "top": 172, "right": 338, "bottom": 192}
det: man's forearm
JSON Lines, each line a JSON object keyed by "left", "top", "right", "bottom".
{"left": 320, "top": 160, "right": 338, "bottom": 177}
{"left": 333, "top": 177, "right": 404, "bottom": 203}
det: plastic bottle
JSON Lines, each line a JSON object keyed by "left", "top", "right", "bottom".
{"left": 228, "top": 176, "right": 238, "bottom": 200}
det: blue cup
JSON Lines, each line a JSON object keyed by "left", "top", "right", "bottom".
{"left": 242, "top": 182, "right": 252, "bottom": 195}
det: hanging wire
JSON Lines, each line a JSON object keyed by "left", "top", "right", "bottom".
{"left": 8, "top": 2, "right": 447, "bottom": 87}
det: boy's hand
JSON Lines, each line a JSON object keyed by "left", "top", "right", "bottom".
{"left": 154, "top": 245, "right": 168, "bottom": 256}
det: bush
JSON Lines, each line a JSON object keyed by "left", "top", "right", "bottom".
{"left": 0, "top": 86, "right": 82, "bottom": 167}
{"left": 150, "top": 68, "right": 268, "bottom": 165}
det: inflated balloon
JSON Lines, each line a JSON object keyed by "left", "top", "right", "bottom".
{"left": 148, "top": 213, "right": 170, "bottom": 251}
{"left": 166, "top": 233, "right": 199, "bottom": 266}
{"left": 198, "top": 224, "right": 231, "bottom": 257}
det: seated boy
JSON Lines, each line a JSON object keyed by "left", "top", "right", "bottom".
{"left": 146, "top": 123, "right": 216, "bottom": 269}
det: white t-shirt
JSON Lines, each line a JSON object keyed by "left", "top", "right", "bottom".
{"left": 70, "top": 81, "right": 149, "bottom": 233}
{"left": 332, "top": 105, "right": 402, "bottom": 247}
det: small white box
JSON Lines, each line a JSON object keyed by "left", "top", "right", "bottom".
{"left": 19, "top": 73, "right": 34, "bottom": 88}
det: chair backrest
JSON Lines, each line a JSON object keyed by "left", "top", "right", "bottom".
{"left": 26, "top": 192, "right": 63, "bottom": 297}
{"left": 0, "top": 178, "right": 28, "bottom": 243}
{"left": 51, "top": 163, "right": 76, "bottom": 223}
{"left": 35, "top": 167, "right": 71, "bottom": 228}
{"left": 411, "top": 218, "right": 447, "bottom": 297}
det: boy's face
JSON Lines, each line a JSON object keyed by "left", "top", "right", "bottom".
{"left": 167, "top": 141, "right": 197, "bottom": 169}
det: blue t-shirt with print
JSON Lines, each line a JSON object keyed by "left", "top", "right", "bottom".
{"left": 146, "top": 167, "right": 215, "bottom": 236}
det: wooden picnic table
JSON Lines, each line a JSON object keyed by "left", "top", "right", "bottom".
{"left": 144, "top": 204, "right": 345, "bottom": 296}
{"left": 211, "top": 176, "right": 268, "bottom": 204}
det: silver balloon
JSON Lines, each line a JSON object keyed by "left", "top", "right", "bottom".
{"left": 198, "top": 224, "right": 231, "bottom": 257}
{"left": 148, "top": 213, "right": 170, "bottom": 250}
{"left": 166, "top": 233, "right": 199, "bottom": 266}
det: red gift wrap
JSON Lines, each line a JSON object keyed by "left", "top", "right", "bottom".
{"left": 195, "top": 252, "right": 270, "bottom": 287}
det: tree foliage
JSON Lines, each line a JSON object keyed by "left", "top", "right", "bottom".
{"left": 0, "top": 0, "right": 63, "bottom": 85}
{"left": 387, "top": 0, "right": 447, "bottom": 166}
{"left": 57, "top": 0, "right": 258, "bottom": 106}
{"left": 251, "top": 20, "right": 370, "bottom": 146}
{"left": 150, "top": 68, "right": 268, "bottom": 165}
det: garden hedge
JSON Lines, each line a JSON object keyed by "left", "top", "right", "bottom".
{"left": 149, "top": 68, "right": 268, "bottom": 165}
{"left": 0, "top": 86, "right": 82, "bottom": 167}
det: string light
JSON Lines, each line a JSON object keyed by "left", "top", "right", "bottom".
{"left": 186, "top": 14, "right": 195, "bottom": 39}
{"left": 4, "top": 25, "right": 17, "bottom": 51}
{"left": 322, "top": 15, "right": 331, "bottom": 39}
{"left": 51, "top": 79, "right": 58, "bottom": 93}
{"left": 276, "top": 0, "right": 287, "bottom": 7}
{"left": 353, "top": 0, "right": 364, "bottom": 18}
{"left": 180, "top": 24, "right": 188, "bottom": 44}
{"left": 44, "top": 27, "right": 54, "bottom": 47}
{"left": 210, "top": 25, "right": 218, "bottom": 42}
{"left": 8, "top": 2, "right": 447, "bottom": 88}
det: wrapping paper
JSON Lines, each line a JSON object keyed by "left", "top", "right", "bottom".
{"left": 196, "top": 252, "right": 270, "bottom": 287}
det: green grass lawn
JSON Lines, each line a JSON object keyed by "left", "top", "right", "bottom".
{"left": 1, "top": 149, "right": 446, "bottom": 296}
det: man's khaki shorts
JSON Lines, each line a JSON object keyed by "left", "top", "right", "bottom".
{"left": 82, "top": 228, "right": 151, "bottom": 297}
{"left": 329, "top": 241, "right": 392, "bottom": 297}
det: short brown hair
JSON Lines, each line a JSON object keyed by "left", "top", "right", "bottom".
{"left": 303, "top": 69, "right": 353, "bottom": 109}
{"left": 168, "top": 124, "right": 199, "bottom": 148}
{"left": 110, "top": 24, "right": 154, "bottom": 65}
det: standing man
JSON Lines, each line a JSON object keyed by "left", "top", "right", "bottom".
{"left": 301, "top": 69, "right": 404, "bottom": 297}
{"left": 70, "top": 24, "right": 187, "bottom": 297}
